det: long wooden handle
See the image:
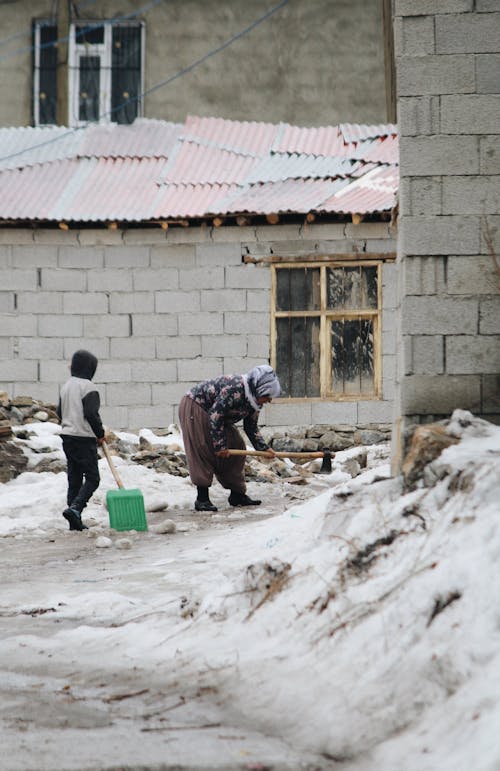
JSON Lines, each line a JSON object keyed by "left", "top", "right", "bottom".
{"left": 226, "top": 449, "right": 326, "bottom": 459}
{"left": 101, "top": 442, "right": 124, "bottom": 488}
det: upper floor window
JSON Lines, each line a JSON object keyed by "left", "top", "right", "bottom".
{"left": 33, "top": 20, "right": 144, "bottom": 127}
{"left": 271, "top": 261, "right": 382, "bottom": 399}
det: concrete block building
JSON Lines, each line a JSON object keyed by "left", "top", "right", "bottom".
{"left": 0, "top": 117, "right": 398, "bottom": 432}
{"left": 393, "top": 0, "right": 500, "bottom": 458}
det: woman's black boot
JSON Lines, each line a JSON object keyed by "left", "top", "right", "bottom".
{"left": 195, "top": 487, "right": 218, "bottom": 512}
{"left": 228, "top": 491, "right": 261, "bottom": 507}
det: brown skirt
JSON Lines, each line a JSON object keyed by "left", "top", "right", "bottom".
{"left": 178, "top": 395, "right": 247, "bottom": 493}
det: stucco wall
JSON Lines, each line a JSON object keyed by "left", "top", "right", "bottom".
{"left": 0, "top": 0, "right": 386, "bottom": 128}
{"left": 0, "top": 223, "right": 397, "bottom": 431}
{"left": 393, "top": 0, "right": 500, "bottom": 453}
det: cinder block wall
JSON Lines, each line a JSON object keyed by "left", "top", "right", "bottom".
{"left": 0, "top": 222, "right": 396, "bottom": 431}
{"left": 393, "top": 0, "right": 500, "bottom": 458}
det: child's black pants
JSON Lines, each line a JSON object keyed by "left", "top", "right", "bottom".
{"left": 62, "top": 436, "right": 100, "bottom": 513}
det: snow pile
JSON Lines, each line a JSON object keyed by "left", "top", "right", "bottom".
{"left": 126, "top": 411, "right": 498, "bottom": 770}
{"left": 0, "top": 410, "right": 499, "bottom": 770}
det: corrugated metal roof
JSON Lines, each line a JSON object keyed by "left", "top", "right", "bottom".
{"left": 0, "top": 119, "right": 182, "bottom": 172}
{"left": 242, "top": 154, "right": 361, "bottom": 184}
{"left": 272, "top": 124, "right": 347, "bottom": 157}
{"left": 0, "top": 126, "right": 84, "bottom": 171}
{"left": 321, "top": 165, "right": 398, "bottom": 214}
{"left": 0, "top": 157, "right": 168, "bottom": 221}
{"left": 184, "top": 115, "right": 279, "bottom": 156}
{"left": 339, "top": 123, "right": 397, "bottom": 142}
{"left": 213, "top": 178, "right": 351, "bottom": 216}
{"left": 0, "top": 116, "right": 398, "bottom": 222}
{"left": 79, "top": 119, "right": 183, "bottom": 160}
{"left": 154, "top": 183, "right": 235, "bottom": 219}
{"left": 349, "top": 135, "right": 399, "bottom": 165}
{"left": 160, "top": 139, "right": 259, "bottom": 185}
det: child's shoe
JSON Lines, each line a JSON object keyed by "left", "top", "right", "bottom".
{"left": 63, "top": 507, "right": 88, "bottom": 531}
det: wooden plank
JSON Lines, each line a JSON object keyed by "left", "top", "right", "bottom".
{"left": 226, "top": 449, "right": 325, "bottom": 459}
{"left": 382, "top": 0, "right": 397, "bottom": 123}
{"left": 243, "top": 253, "right": 396, "bottom": 265}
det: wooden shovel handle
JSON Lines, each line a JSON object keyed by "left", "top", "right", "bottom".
{"left": 226, "top": 449, "right": 325, "bottom": 459}
{"left": 101, "top": 441, "right": 124, "bottom": 488}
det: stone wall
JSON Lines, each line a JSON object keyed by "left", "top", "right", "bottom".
{"left": 393, "top": 0, "right": 500, "bottom": 462}
{"left": 0, "top": 222, "right": 397, "bottom": 432}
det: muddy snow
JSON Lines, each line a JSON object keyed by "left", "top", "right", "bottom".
{"left": 0, "top": 410, "right": 499, "bottom": 770}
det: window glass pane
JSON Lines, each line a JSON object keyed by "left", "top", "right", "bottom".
{"left": 276, "top": 267, "right": 320, "bottom": 311}
{"left": 38, "top": 24, "right": 57, "bottom": 125}
{"left": 79, "top": 56, "right": 100, "bottom": 121}
{"left": 327, "top": 266, "right": 378, "bottom": 310}
{"left": 330, "top": 318, "right": 374, "bottom": 394}
{"left": 276, "top": 317, "right": 320, "bottom": 397}
{"left": 75, "top": 24, "right": 104, "bottom": 45}
{"left": 111, "top": 25, "right": 141, "bottom": 124}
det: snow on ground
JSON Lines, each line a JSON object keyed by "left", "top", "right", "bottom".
{"left": 0, "top": 410, "right": 499, "bottom": 770}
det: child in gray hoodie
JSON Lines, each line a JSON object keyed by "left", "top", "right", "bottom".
{"left": 57, "top": 350, "right": 105, "bottom": 531}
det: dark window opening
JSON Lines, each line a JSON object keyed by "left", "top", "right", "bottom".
{"left": 111, "top": 25, "right": 142, "bottom": 124}
{"left": 273, "top": 262, "right": 381, "bottom": 399}
{"left": 33, "top": 20, "right": 143, "bottom": 126}
{"left": 75, "top": 24, "right": 104, "bottom": 45}
{"left": 37, "top": 23, "right": 57, "bottom": 125}
{"left": 79, "top": 56, "right": 100, "bottom": 121}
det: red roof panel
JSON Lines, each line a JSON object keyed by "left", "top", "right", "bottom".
{"left": 0, "top": 116, "right": 399, "bottom": 222}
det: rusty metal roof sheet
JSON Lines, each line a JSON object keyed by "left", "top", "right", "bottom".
{"left": 272, "top": 124, "right": 347, "bottom": 157}
{"left": 0, "top": 116, "right": 398, "bottom": 223}
{"left": 339, "top": 123, "right": 397, "bottom": 142}
{"left": 349, "top": 135, "right": 399, "bottom": 165}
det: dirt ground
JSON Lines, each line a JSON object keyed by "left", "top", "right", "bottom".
{"left": 0, "top": 480, "right": 337, "bottom": 771}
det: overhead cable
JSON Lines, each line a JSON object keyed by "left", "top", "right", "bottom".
{"left": 0, "top": 0, "right": 290, "bottom": 164}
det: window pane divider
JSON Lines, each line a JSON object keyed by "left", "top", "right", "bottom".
{"left": 271, "top": 260, "right": 382, "bottom": 400}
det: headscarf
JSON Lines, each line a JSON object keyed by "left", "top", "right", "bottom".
{"left": 243, "top": 364, "right": 281, "bottom": 410}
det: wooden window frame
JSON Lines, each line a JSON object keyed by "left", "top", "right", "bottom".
{"left": 270, "top": 259, "right": 383, "bottom": 402}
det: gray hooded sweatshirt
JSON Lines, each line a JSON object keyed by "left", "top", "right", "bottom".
{"left": 57, "top": 350, "right": 104, "bottom": 439}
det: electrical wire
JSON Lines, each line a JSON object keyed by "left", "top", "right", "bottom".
{"left": 0, "top": 0, "right": 162, "bottom": 61}
{"left": 0, "top": 0, "right": 97, "bottom": 48}
{"left": 0, "top": 0, "right": 290, "bottom": 164}
{"left": 130, "top": 0, "right": 289, "bottom": 103}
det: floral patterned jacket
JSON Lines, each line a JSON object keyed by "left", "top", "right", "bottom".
{"left": 188, "top": 375, "right": 269, "bottom": 453}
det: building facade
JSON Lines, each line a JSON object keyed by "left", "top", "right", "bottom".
{"left": 0, "top": 0, "right": 387, "bottom": 129}
{"left": 393, "top": 0, "right": 500, "bottom": 461}
{"left": 0, "top": 221, "right": 397, "bottom": 431}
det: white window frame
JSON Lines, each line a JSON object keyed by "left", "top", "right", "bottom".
{"left": 33, "top": 23, "right": 43, "bottom": 127}
{"left": 33, "top": 20, "right": 145, "bottom": 128}
{"left": 69, "top": 23, "right": 110, "bottom": 127}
